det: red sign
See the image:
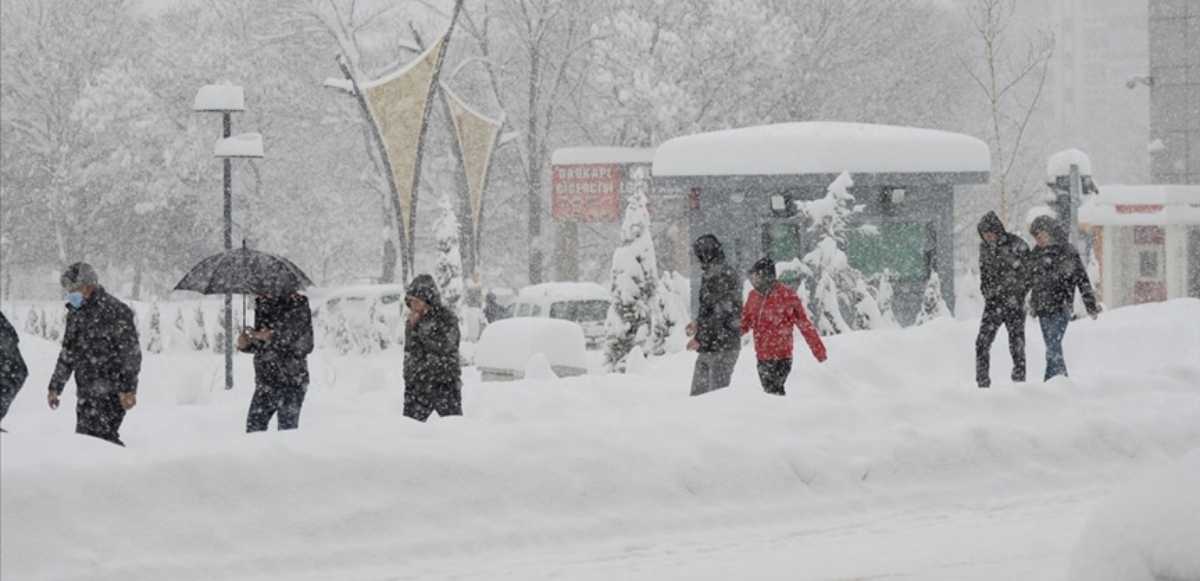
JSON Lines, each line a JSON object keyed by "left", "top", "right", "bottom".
{"left": 552, "top": 164, "right": 621, "bottom": 222}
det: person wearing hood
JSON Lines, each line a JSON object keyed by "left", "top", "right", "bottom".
{"left": 687, "top": 234, "right": 743, "bottom": 396}
{"left": 975, "top": 211, "right": 1031, "bottom": 388}
{"left": 403, "top": 274, "right": 462, "bottom": 421}
{"left": 237, "top": 291, "right": 313, "bottom": 432}
{"left": 740, "top": 258, "right": 827, "bottom": 395}
{"left": 46, "top": 263, "right": 141, "bottom": 446}
{"left": 1, "top": 311, "right": 28, "bottom": 430}
{"left": 1027, "top": 215, "right": 1100, "bottom": 380}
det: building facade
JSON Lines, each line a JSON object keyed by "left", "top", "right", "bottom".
{"left": 1148, "top": 0, "right": 1200, "bottom": 185}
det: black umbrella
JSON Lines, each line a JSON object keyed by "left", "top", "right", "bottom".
{"left": 175, "top": 245, "right": 313, "bottom": 296}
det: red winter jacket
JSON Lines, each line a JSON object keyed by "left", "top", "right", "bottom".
{"left": 740, "top": 282, "right": 827, "bottom": 362}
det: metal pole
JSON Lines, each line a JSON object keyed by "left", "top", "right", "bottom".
{"left": 223, "top": 112, "right": 234, "bottom": 391}
{"left": 1069, "top": 163, "right": 1082, "bottom": 251}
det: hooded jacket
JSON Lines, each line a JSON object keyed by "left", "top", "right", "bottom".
{"left": 977, "top": 211, "right": 1031, "bottom": 307}
{"left": 741, "top": 279, "right": 826, "bottom": 362}
{"left": 0, "top": 311, "right": 28, "bottom": 397}
{"left": 242, "top": 294, "right": 313, "bottom": 389}
{"left": 48, "top": 287, "right": 142, "bottom": 396}
{"left": 404, "top": 275, "right": 461, "bottom": 388}
{"left": 693, "top": 235, "right": 743, "bottom": 353}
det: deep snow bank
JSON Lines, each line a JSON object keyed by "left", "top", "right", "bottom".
{"left": 2, "top": 300, "right": 1199, "bottom": 581}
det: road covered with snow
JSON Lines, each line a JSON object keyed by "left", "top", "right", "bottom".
{"left": 3, "top": 300, "right": 1199, "bottom": 580}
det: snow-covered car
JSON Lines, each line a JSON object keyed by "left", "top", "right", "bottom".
{"left": 510, "top": 282, "right": 610, "bottom": 348}
{"left": 475, "top": 318, "right": 588, "bottom": 381}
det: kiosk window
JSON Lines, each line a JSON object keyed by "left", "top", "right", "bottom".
{"left": 762, "top": 222, "right": 802, "bottom": 262}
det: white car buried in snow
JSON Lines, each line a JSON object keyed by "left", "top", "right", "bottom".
{"left": 475, "top": 318, "right": 588, "bottom": 382}
{"left": 508, "top": 282, "right": 610, "bottom": 349}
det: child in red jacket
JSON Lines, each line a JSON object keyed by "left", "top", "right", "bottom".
{"left": 740, "top": 258, "right": 827, "bottom": 395}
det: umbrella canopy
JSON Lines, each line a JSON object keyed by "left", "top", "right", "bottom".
{"left": 175, "top": 247, "right": 313, "bottom": 296}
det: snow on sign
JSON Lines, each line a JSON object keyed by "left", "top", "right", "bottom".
{"left": 192, "top": 84, "right": 245, "bottom": 112}
{"left": 551, "top": 164, "right": 621, "bottom": 222}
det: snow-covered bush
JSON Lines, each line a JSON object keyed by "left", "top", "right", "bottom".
{"left": 795, "top": 172, "right": 879, "bottom": 335}
{"left": 191, "top": 305, "right": 209, "bottom": 351}
{"left": 653, "top": 271, "right": 689, "bottom": 355}
{"left": 604, "top": 168, "right": 661, "bottom": 371}
{"left": 871, "top": 269, "right": 900, "bottom": 328}
{"left": 434, "top": 194, "right": 464, "bottom": 316}
{"left": 146, "top": 303, "right": 163, "bottom": 353}
{"left": 914, "top": 271, "right": 952, "bottom": 325}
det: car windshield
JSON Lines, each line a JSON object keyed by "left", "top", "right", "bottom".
{"left": 550, "top": 300, "right": 608, "bottom": 322}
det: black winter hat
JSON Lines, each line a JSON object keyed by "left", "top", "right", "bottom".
{"left": 406, "top": 274, "right": 442, "bottom": 307}
{"left": 749, "top": 257, "right": 776, "bottom": 278}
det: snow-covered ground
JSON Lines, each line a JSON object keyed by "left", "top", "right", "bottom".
{"left": 3, "top": 300, "right": 1199, "bottom": 580}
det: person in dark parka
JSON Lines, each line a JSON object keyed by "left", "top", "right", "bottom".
{"left": 1027, "top": 215, "right": 1101, "bottom": 381}
{"left": 1, "top": 311, "right": 29, "bottom": 429}
{"left": 238, "top": 292, "right": 313, "bottom": 432}
{"left": 975, "top": 211, "right": 1031, "bottom": 388}
{"left": 47, "top": 263, "right": 141, "bottom": 446}
{"left": 687, "top": 234, "right": 743, "bottom": 396}
{"left": 403, "top": 274, "right": 462, "bottom": 422}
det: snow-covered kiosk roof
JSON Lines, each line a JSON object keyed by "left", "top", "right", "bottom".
{"left": 551, "top": 147, "right": 655, "bottom": 166}
{"left": 652, "top": 122, "right": 990, "bottom": 182}
{"left": 1079, "top": 185, "right": 1200, "bottom": 226}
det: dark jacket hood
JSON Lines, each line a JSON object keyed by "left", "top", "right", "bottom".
{"left": 693, "top": 234, "right": 725, "bottom": 266}
{"left": 1029, "top": 215, "right": 1067, "bottom": 245}
{"left": 978, "top": 211, "right": 1007, "bottom": 239}
{"left": 406, "top": 274, "right": 443, "bottom": 307}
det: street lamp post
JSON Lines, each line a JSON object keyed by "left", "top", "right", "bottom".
{"left": 193, "top": 83, "right": 262, "bottom": 390}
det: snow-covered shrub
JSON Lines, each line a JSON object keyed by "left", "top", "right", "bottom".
{"left": 914, "top": 271, "right": 952, "bottom": 325}
{"left": 191, "top": 305, "right": 209, "bottom": 351}
{"left": 146, "top": 303, "right": 163, "bottom": 353}
{"left": 795, "top": 172, "right": 879, "bottom": 335}
{"left": 434, "top": 194, "right": 464, "bottom": 316}
{"left": 604, "top": 168, "right": 661, "bottom": 372}
{"left": 23, "top": 306, "right": 39, "bottom": 336}
{"left": 653, "top": 271, "right": 689, "bottom": 355}
{"left": 171, "top": 307, "right": 186, "bottom": 352}
{"left": 871, "top": 269, "right": 900, "bottom": 328}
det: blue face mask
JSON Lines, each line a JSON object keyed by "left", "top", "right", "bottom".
{"left": 66, "top": 291, "right": 85, "bottom": 309}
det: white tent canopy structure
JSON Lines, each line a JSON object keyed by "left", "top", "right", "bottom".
{"left": 551, "top": 147, "right": 655, "bottom": 166}
{"left": 652, "top": 122, "right": 990, "bottom": 177}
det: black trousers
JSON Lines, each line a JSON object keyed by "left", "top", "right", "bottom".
{"left": 756, "top": 359, "right": 793, "bottom": 396}
{"left": 247, "top": 384, "right": 307, "bottom": 432}
{"left": 975, "top": 302, "right": 1026, "bottom": 387}
{"left": 404, "top": 382, "right": 462, "bottom": 422}
{"left": 76, "top": 394, "right": 126, "bottom": 446}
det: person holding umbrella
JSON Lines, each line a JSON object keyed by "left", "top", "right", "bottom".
{"left": 46, "top": 263, "right": 141, "bottom": 446}
{"left": 237, "top": 292, "right": 313, "bottom": 432}
{"left": 174, "top": 243, "right": 315, "bottom": 431}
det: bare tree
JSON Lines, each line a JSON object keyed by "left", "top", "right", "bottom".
{"left": 959, "top": 0, "right": 1054, "bottom": 223}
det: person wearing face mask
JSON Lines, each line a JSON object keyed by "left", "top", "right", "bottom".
{"left": 47, "top": 263, "right": 142, "bottom": 446}
{"left": 739, "top": 257, "right": 827, "bottom": 395}
{"left": 974, "top": 211, "right": 1031, "bottom": 388}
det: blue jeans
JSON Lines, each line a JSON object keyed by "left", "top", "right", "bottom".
{"left": 1039, "top": 312, "right": 1071, "bottom": 381}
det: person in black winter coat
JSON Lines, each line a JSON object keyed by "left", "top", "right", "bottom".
{"left": 1, "top": 311, "right": 29, "bottom": 429}
{"left": 975, "top": 211, "right": 1031, "bottom": 388}
{"left": 403, "top": 274, "right": 462, "bottom": 421}
{"left": 238, "top": 292, "right": 314, "bottom": 432}
{"left": 47, "top": 263, "right": 142, "bottom": 446}
{"left": 1027, "top": 215, "right": 1101, "bottom": 380}
{"left": 687, "top": 234, "right": 743, "bottom": 396}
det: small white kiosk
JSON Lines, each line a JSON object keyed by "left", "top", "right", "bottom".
{"left": 1079, "top": 185, "right": 1200, "bottom": 307}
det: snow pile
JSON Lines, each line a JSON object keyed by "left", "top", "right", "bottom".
{"left": 1067, "top": 450, "right": 1200, "bottom": 581}
{"left": 652, "top": 122, "right": 991, "bottom": 177}
{"left": 1046, "top": 148, "right": 1093, "bottom": 179}
{"left": 3, "top": 300, "right": 1199, "bottom": 580}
